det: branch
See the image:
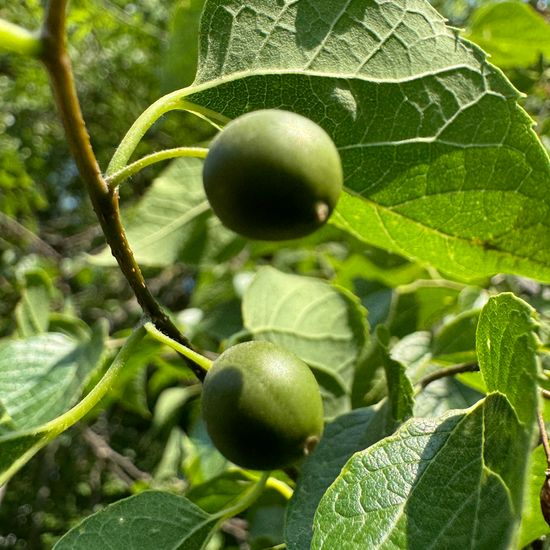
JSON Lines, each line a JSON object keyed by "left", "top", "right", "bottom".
{"left": 417, "top": 362, "right": 479, "bottom": 389}
{"left": 83, "top": 427, "right": 152, "bottom": 482}
{"left": 538, "top": 409, "right": 550, "bottom": 471}
{"left": 0, "top": 211, "right": 61, "bottom": 260}
{"left": 38, "top": 0, "right": 204, "bottom": 380}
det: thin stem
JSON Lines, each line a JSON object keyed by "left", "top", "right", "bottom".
{"left": 45, "top": 324, "right": 147, "bottom": 435}
{"left": 0, "top": 324, "right": 147, "bottom": 487}
{"left": 538, "top": 409, "right": 550, "bottom": 472}
{"left": 106, "top": 147, "right": 208, "bottom": 189}
{"left": 417, "top": 362, "right": 479, "bottom": 390}
{"left": 214, "top": 471, "right": 270, "bottom": 521}
{"left": 145, "top": 322, "right": 212, "bottom": 374}
{"left": 0, "top": 211, "right": 61, "bottom": 259}
{"left": 0, "top": 18, "right": 42, "bottom": 57}
{"left": 265, "top": 476, "right": 294, "bottom": 500}
{"left": 234, "top": 468, "right": 294, "bottom": 500}
{"left": 106, "top": 93, "right": 229, "bottom": 177}
{"left": 38, "top": 0, "right": 205, "bottom": 381}
{"left": 106, "top": 89, "right": 187, "bottom": 176}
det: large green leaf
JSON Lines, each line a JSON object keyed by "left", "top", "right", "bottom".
{"left": 53, "top": 491, "right": 218, "bottom": 550}
{"left": 312, "top": 394, "right": 524, "bottom": 549}
{"left": 91, "top": 157, "right": 243, "bottom": 267}
{"left": 185, "top": 0, "right": 550, "bottom": 282}
{"left": 465, "top": 1, "right": 550, "bottom": 69}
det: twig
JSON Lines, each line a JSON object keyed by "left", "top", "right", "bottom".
{"left": 542, "top": 389, "right": 550, "bottom": 400}
{"left": 538, "top": 409, "right": 550, "bottom": 472}
{"left": 38, "top": 0, "right": 205, "bottom": 380}
{"left": 221, "top": 518, "right": 249, "bottom": 550}
{"left": 83, "top": 427, "right": 151, "bottom": 482}
{"left": 0, "top": 211, "right": 61, "bottom": 260}
{"left": 417, "top": 362, "right": 479, "bottom": 389}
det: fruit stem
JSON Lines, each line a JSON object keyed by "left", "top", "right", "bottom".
{"left": 106, "top": 93, "right": 229, "bottom": 177}
{"left": 145, "top": 322, "right": 213, "bottom": 373}
{"left": 106, "top": 147, "right": 208, "bottom": 189}
{"left": 235, "top": 468, "right": 294, "bottom": 500}
{"left": 0, "top": 18, "right": 42, "bottom": 57}
{"left": 213, "top": 471, "right": 270, "bottom": 521}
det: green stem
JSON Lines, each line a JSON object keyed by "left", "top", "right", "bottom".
{"left": 106, "top": 93, "right": 229, "bottom": 177}
{"left": 0, "top": 18, "right": 42, "bottom": 57}
{"left": 0, "top": 324, "right": 147, "bottom": 486}
{"left": 106, "top": 147, "right": 208, "bottom": 189}
{"left": 44, "top": 324, "right": 147, "bottom": 435}
{"left": 234, "top": 469, "right": 294, "bottom": 500}
{"left": 213, "top": 471, "right": 270, "bottom": 521}
{"left": 145, "top": 322, "right": 212, "bottom": 373}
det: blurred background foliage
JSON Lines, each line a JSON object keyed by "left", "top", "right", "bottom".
{"left": 0, "top": 0, "right": 549, "bottom": 547}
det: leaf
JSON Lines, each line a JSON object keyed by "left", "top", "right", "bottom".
{"left": 186, "top": 470, "right": 253, "bottom": 514}
{"left": 332, "top": 252, "right": 428, "bottom": 291}
{"left": 242, "top": 266, "right": 369, "bottom": 414}
{"left": 53, "top": 491, "right": 218, "bottom": 550}
{"left": 187, "top": 0, "right": 550, "bottom": 282}
{"left": 161, "top": 0, "right": 206, "bottom": 91}
{"left": 389, "top": 330, "right": 432, "bottom": 381}
{"left": 14, "top": 268, "right": 53, "bottom": 337}
{"left": 431, "top": 308, "right": 479, "bottom": 364}
{"left": 465, "top": 1, "right": 550, "bottom": 69}
{"left": 376, "top": 326, "right": 414, "bottom": 423}
{"left": 152, "top": 385, "right": 201, "bottom": 433}
{"left": 518, "top": 446, "right": 550, "bottom": 547}
{"left": 413, "top": 377, "right": 482, "bottom": 418}
{"left": 351, "top": 337, "right": 388, "bottom": 409}
{"left": 182, "top": 410, "right": 228, "bottom": 485}
{"left": 0, "top": 324, "right": 106, "bottom": 431}
{"left": 90, "top": 157, "right": 243, "bottom": 268}
{"left": 388, "top": 281, "right": 463, "bottom": 338}
{"left": 312, "top": 394, "right": 526, "bottom": 549}
{"left": 477, "top": 292, "right": 540, "bottom": 426}
{"left": 286, "top": 402, "right": 395, "bottom": 550}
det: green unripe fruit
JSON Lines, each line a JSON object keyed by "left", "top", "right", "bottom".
{"left": 201, "top": 341, "right": 324, "bottom": 471}
{"left": 202, "top": 109, "right": 343, "bottom": 241}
